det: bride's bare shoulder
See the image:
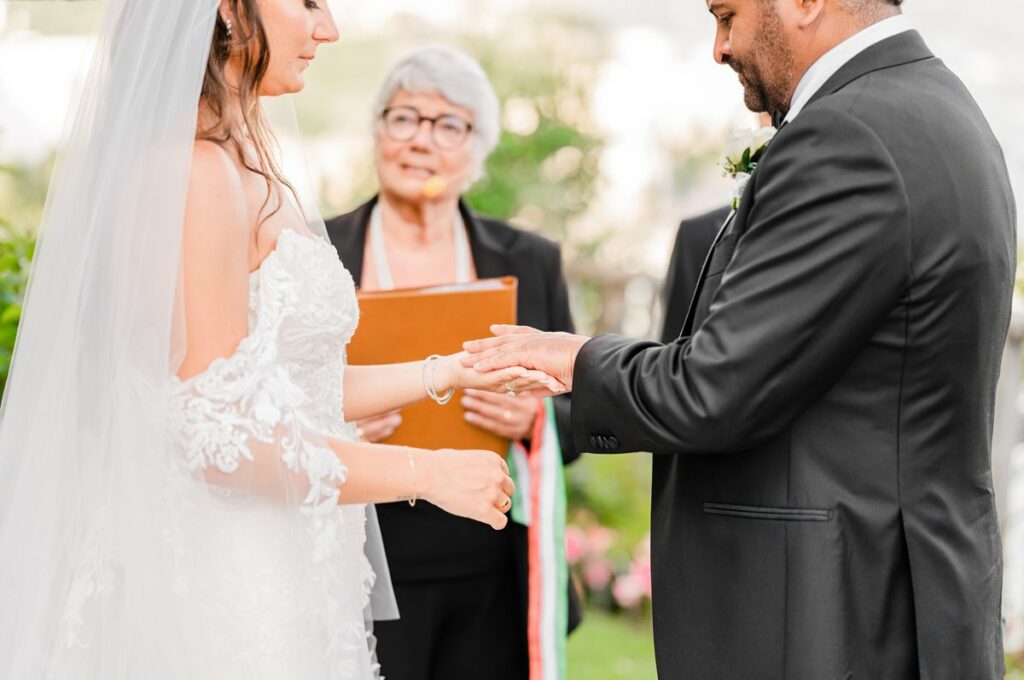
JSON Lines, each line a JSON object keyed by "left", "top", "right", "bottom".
{"left": 185, "top": 140, "right": 248, "bottom": 244}
{"left": 189, "top": 140, "right": 243, "bottom": 195}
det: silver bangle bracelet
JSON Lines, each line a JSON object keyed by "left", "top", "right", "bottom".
{"left": 422, "top": 354, "right": 455, "bottom": 405}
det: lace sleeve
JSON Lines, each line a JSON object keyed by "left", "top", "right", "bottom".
{"left": 169, "top": 327, "right": 346, "bottom": 513}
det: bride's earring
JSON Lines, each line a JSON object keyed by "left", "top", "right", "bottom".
{"left": 225, "top": 18, "right": 232, "bottom": 37}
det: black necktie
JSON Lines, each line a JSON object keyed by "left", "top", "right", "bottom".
{"left": 770, "top": 109, "right": 786, "bottom": 129}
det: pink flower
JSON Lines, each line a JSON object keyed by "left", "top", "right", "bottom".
{"left": 583, "top": 559, "right": 613, "bottom": 591}
{"left": 585, "top": 526, "right": 614, "bottom": 554}
{"left": 638, "top": 533, "right": 651, "bottom": 558}
{"left": 630, "top": 553, "right": 652, "bottom": 598}
{"left": 612, "top": 573, "right": 646, "bottom": 610}
{"left": 565, "top": 525, "right": 586, "bottom": 565}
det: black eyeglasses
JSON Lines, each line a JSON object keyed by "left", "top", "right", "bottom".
{"left": 381, "top": 106, "right": 474, "bottom": 150}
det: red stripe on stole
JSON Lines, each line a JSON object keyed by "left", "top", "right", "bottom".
{"left": 526, "top": 400, "right": 548, "bottom": 680}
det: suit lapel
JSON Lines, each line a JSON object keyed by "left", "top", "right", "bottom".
{"left": 461, "top": 201, "right": 511, "bottom": 280}
{"left": 679, "top": 210, "right": 737, "bottom": 338}
{"left": 332, "top": 197, "right": 376, "bottom": 286}
{"left": 336, "top": 196, "right": 510, "bottom": 285}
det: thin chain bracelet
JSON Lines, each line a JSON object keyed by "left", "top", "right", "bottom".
{"left": 422, "top": 354, "right": 455, "bottom": 405}
{"left": 406, "top": 449, "right": 418, "bottom": 507}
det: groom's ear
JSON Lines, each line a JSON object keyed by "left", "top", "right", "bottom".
{"left": 777, "top": 0, "right": 826, "bottom": 31}
{"left": 800, "top": 0, "right": 827, "bottom": 28}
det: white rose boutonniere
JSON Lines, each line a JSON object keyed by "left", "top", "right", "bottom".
{"left": 720, "top": 127, "right": 776, "bottom": 210}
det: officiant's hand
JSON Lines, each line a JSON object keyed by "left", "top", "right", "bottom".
{"left": 354, "top": 411, "right": 403, "bottom": 443}
{"left": 462, "top": 389, "right": 538, "bottom": 441}
{"left": 462, "top": 325, "right": 590, "bottom": 395}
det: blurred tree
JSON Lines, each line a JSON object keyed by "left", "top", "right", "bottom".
{"left": 465, "top": 118, "right": 602, "bottom": 243}
{"left": 464, "top": 21, "right": 606, "bottom": 248}
{"left": 0, "top": 154, "right": 53, "bottom": 235}
{"left": 0, "top": 225, "right": 33, "bottom": 400}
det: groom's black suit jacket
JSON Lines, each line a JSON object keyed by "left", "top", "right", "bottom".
{"left": 572, "top": 32, "right": 1016, "bottom": 679}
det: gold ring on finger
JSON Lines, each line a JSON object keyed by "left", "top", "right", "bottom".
{"left": 501, "top": 497, "right": 511, "bottom": 510}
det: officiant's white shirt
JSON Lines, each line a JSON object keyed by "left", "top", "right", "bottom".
{"left": 784, "top": 15, "right": 913, "bottom": 125}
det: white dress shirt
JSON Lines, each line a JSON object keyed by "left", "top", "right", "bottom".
{"left": 783, "top": 15, "right": 913, "bottom": 124}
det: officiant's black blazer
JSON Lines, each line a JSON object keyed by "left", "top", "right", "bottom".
{"left": 572, "top": 31, "right": 1015, "bottom": 679}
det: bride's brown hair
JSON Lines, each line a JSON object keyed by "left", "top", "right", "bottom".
{"left": 199, "top": 0, "right": 298, "bottom": 225}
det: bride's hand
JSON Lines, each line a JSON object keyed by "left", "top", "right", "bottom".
{"left": 434, "top": 352, "right": 566, "bottom": 396}
{"left": 418, "top": 449, "right": 516, "bottom": 530}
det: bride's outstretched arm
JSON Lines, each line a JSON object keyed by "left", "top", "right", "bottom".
{"left": 341, "top": 358, "right": 563, "bottom": 422}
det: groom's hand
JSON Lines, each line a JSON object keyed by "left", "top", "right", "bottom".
{"left": 462, "top": 325, "right": 590, "bottom": 393}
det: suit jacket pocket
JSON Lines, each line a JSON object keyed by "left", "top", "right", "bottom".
{"left": 689, "top": 500, "right": 851, "bottom": 677}
{"left": 704, "top": 233, "right": 738, "bottom": 278}
{"left": 703, "top": 502, "right": 832, "bottom": 522}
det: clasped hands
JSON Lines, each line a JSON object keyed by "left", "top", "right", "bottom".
{"left": 437, "top": 324, "right": 582, "bottom": 400}
{"left": 355, "top": 326, "right": 588, "bottom": 445}
{"left": 460, "top": 324, "right": 590, "bottom": 397}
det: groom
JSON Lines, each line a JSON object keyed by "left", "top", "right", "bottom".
{"left": 465, "top": 0, "right": 1016, "bottom": 677}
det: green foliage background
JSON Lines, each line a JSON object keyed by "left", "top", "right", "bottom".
{"left": 0, "top": 163, "right": 37, "bottom": 398}
{"left": 0, "top": 229, "right": 31, "bottom": 397}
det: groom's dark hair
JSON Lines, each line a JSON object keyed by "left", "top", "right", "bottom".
{"left": 838, "top": 0, "right": 904, "bottom": 21}
{"left": 760, "top": 0, "right": 903, "bottom": 9}
{"left": 761, "top": 0, "right": 903, "bottom": 14}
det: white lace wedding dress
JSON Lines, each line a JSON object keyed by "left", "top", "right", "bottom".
{"left": 163, "top": 229, "right": 381, "bottom": 679}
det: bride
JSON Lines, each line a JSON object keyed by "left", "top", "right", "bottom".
{"left": 0, "top": 0, "right": 560, "bottom": 678}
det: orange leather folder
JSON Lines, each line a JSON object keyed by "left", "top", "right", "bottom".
{"left": 347, "top": 277, "right": 518, "bottom": 456}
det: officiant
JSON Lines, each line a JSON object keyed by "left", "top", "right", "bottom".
{"left": 325, "top": 45, "right": 581, "bottom": 680}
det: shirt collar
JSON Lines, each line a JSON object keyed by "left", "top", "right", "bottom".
{"left": 783, "top": 14, "right": 913, "bottom": 125}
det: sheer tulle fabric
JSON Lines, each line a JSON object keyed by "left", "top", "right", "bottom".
{"left": 0, "top": 1, "right": 393, "bottom": 678}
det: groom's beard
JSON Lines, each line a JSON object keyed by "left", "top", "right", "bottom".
{"left": 727, "top": 6, "right": 795, "bottom": 116}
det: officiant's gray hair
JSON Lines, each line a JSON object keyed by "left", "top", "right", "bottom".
{"left": 372, "top": 45, "right": 501, "bottom": 181}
